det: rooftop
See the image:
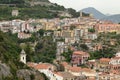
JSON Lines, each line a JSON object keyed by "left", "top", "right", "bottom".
{"left": 69, "top": 66, "right": 82, "bottom": 72}
{"left": 73, "top": 51, "right": 89, "bottom": 56}
{"left": 100, "top": 58, "right": 110, "bottom": 62}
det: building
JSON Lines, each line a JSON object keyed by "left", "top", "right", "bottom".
{"left": 20, "top": 49, "right": 26, "bottom": 64}
{"left": 18, "top": 32, "right": 31, "bottom": 39}
{"left": 110, "top": 57, "right": 120, "bottom": 70}
{"left": 115, "top": 52, "right": 120, "bottom": 57}
{"left": 98, "top": 58, "right": 110, "bottom": 72}
{"left": 87, "top": 33, "right": 97, "bottom": 40}
{"left": 94, "top": 22, "right": 120, "bottom": 33}
{"left": 74, "top": 28, "right": 88, "bottom": 39}
{"left": 56, "top": 42, "right": 66, "bottom": 61}
{"left": 81, "top": 68, "right": 96, "bottom": 78}
{"left": 12, "top": 10, "right": 19, "bottom": 16}
{"left": 87, "top": 59, "right": 96, "bottom": 69}
{"left": 0, "top": 24, "right": 12, "bottom": 32}
{"left": 71, "top": 51, "right": 90, "bottom": 66}
{"left": 58, "top": 12, "right": 72, "bottom": 18}
{"left": 54, "top": 72, "right": 75, "bottom": 80}
{"left": 68, "top": 66, "right": 82, "bottom": 76}
{"left": 34, "top": 63, "right": 57, "bottom": 80}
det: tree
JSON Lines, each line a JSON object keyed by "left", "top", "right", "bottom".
{"left": 80, "top": 44, "right": 89, "bottom": 51}
{"left": 38, "top": 29, "right": 45, "bottom": 36}
{"left": 61, "top": 49, "right": 73, "bottom": 62}
{"left": 25, "top": 43, "right": 33, "bottom": 61}
{"left": 67, "top": 8, "right": 79, "bottom": 17}
{"left": 88, "top": 28, "right": 95, "bottom": 33}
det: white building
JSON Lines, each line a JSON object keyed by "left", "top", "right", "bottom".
{"left": 115, "top": 52, "right": 120, "bottom": 57}
{"left": 12, "top": 10, "right": 19, "bottom": 16}
{"left": 20, "top": 49, "right": 27, "bottom": 64}
{"left": 87, "top": 33, "right": 97, "bottom": 40}
{"left": 56, "top": 42, "right": 67, "bottom": 61}
{"left": 110, "top": 57, "right": 120, "bottom": 65}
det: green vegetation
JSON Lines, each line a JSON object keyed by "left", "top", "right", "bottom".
{"left": 13, "top": 29, "right": 56, "bottom": 63}
{"left": 0, "top": 0, "right": 67, "bottom": 20}
{"left": 0, "top": 31, "right": 30, "bottom": 79}
{"left": 61, "top": 49, "right": 73, "bottom": 62}
{"left": 80, "top": 44, "right": 89, "bottom": 51}
{"left": 0, "top": 0, "right": 25, "bottom": 4}
{"left": 89, "top": 47, "right": 116, "bottom": 59}
{"left": 0, "top": 31, "right": 49, "bottom": 80}
{"left": 34, "top": 36, "right": 56, "bottom": 63}
{"left": 89, "top": 32, "right": 120, "bottom": 59}
{"left": 88, "top": 28, "right": 95, "bottom": 33}
{"left": 67, "top": 8, "right": 80, "bottom": 17}
{"left": 0, "top": 0, "right": 86, "bottom": 20}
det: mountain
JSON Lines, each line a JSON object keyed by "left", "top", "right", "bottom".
{"left": 80, "top": 7, "right": 106, "bottom": 19}
{"left": 105, "top": 13, "right": 111, "bottom": 16}
{"left": 102, "top": 14, "right": 120, "bottom": 23}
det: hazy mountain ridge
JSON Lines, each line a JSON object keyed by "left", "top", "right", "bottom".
{"left": 102, "top": 14, "right": 120, "bottom": 23}
{"left": 80, "top": 7, "right": 106, "bottom": 19}
{"left": 80, "top": 7, "right": 120, "bottom": 23}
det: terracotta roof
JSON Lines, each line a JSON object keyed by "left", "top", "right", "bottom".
{"left": 54, "top": 72, "right": 75, "bottom": 78}
{"left": 34, "top": 63, "right": 52, "bottom": 70}
{"left": 100, "top": 58, "right": 110, "bottom": 62}
{"left": 69, "top": 66, "right": 82, "bottom": 72}
{"left": 73, "top": 51, "right": 89, "bottom": 55}
{"left": 61, "top": 62, "right": 69, "bottom": 67}
{"left": 82, "top": 68, "right": 93, "bottom": 72}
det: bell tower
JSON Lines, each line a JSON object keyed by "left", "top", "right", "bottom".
{"left": 20, "top": 49, "right": 27, "bottom": 64}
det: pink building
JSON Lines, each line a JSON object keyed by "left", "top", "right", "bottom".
{"left": 94, "top": 22, "right": 120, "bottom": 33}
{"left": 71, "top": 51, "right": 90, "bottom": 66}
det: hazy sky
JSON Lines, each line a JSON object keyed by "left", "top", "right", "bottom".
{"left": 49, "top": 0, "right": 120, "bottom": 15}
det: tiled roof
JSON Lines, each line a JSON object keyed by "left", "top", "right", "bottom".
{"left": 100, "top": 58, "right": 110, "bottom": 62}
{"left": 69, "top": 66, "right": 82, "bottom": 72}
{"left": 73, "top": 51, "right": 89, "bottom": 55}
{"left": 54, "top": 72, "right": 75, "bottom": 78}
{"left": 34, "top": 63, "right": 52, "bottom": 70}
{"left": 82, "top": 68, "right": 93, "bottom": 73}
{"left": 61, "top": 62, "right": 69, "bottom": 67}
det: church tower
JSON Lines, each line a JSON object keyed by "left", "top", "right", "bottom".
{"left": 80, "top": 11, "right": 83, "bottom": 17}
{"left": 20, "top": 49, "right": 27, "bottom": 64}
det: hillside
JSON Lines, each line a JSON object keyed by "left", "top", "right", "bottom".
{"left": 80, "top": 7, "right": 106, "bottom": 19}
{"left": 0, "top": 0, "right": 80, "bottom": 20}
{"left": 0, "top": 31, "right": 47, "bottom": 80}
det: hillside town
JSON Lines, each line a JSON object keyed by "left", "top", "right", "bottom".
{"left": 0, "top": 11, "right": 120, "bottom": 80}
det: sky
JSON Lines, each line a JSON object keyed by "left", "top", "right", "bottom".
{"left": 49, "top": 0, "right": 120, "bottom": 15}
